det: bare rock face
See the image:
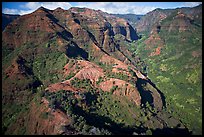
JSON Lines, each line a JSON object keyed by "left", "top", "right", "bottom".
{"left": 58, "top": 7, "right": 138, "bottom": 53}
{"left": 135, "top": 8, "right": 171, "bottom": 33}
{"left": 126, "top": 23, "right": 139, "bottom": 41}
{"left": 71, "top": 60, "right": 105, "bottom": 84}
{"left": 2, "top": 7, "right": 139, "bottom": 71}
{"left": 99, "top": 78, "right": 141, "bottom": 106}
{"left": 166, "top": 12, "right": 193, "bottom": 32}
{"left": 46, "top": 60, "right": 105, "bottom": 92}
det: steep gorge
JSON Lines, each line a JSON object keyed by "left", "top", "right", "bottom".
{"left": 2, "top": 6, "right": 192, "bottom": 135}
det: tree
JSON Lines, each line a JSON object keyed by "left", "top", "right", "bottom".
{"left": 49, "top": 99, "right": 56, "bottom": 109}
{"left": 146, "top": 129, "right": 152, "bottom": 135}
{"left": 72, "top": 99, "right": 77, "bottom": 105}
{"left": 81, "top": 124, "right": 90, "bottom": 134}
{"left": 45, "top": 43, "right": 50, "bottom": 48}
{"left": 66, "top": 106, "right": 73, "bottom": 116}
{"left": 128, "top": 66, "right": 136, "bottom": 77}
{"left": 110, "top": 85, "right": 118, "bottom": 94}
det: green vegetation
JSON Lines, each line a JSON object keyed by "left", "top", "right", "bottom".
{"left": 43, "top": 88, "right": 186, "bottom": 135}
{"left": 33, "top": 51, "right": 68, "bottom": 86}
{"left": 128, "top": 66, "right": 137, "bottom": 77}
{"left": 2, "top": 89, "right": 33, "bottom": 135}
{"left": 2, "top": 5, "right": 201, "bottom": 135}
{"left": 65, "top": 72, "right": 76, "bottom": 80}
{"left": 2, "top": 36, "right": 68, "bottom": 134}
{"left": 107, "top": 72, "right": 129, "bottom": 81}
{"left": 94, "top": 92, "right": 141, "bottom": 126}
{"left": 70, "top": 78, "right": 93, "bottom": 91}
{"left": 129, "top": 16, "right": 202, "bottom": 134}
{"left": 96, "top": 76, "right": 104, "bottom": 85}
{"left": 44, "top": 90, "right": 111, "bottom": 135}
{"left": 110, "top": 85, "right": 118, "bottom": 94}
{"left": 89, "top": 58, "right": 135, "bottom": 84}
{"left": 45, "top": 43, "right": 50, "bottom": 48}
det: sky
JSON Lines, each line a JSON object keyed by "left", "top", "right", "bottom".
{"left": 2, "top": 2, "right": 202, "bottom": 15}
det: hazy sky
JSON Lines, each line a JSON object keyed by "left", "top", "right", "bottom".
{"left": 2, "top": 2, "right": 202, "bottom": 15}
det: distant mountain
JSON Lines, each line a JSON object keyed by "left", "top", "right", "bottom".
{"left": 2, "top": 13, "right": 20, "bottom": 31}
{"left": 135, "top": 4, "right": 202, "bottom": 34}
{"left": 111, "top": 14, "right": 144, "bottom": 28}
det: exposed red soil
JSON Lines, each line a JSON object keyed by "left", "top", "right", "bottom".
{"left": 3, "top": 8, "right": 65, "bottom": 49}
{"left": 47, "top": 60, "right": 105, "bottom": 92}
{"left": 144, "top": 26, "right": 164, "bottom": 57}
{"left": 47, "top": 58, "right": 142, "bottom": 106}
{"left": 45, "top": 81, "right": 80, "bottom": 93}
{"left": 100, "top": 54, "right": 146, "bottom": 79}
{"left": 192, "top": 50, "right": 202, "bottom": 57}
{"left": 4, "top": 58, "right": 22, "bottom": 78}
{"left": 169, "top": 12, "right": 192, "bottom": 32}
{"left": 56, "top": 38, "right": 64, "bottom": 46}
{"left": 26, "top": 97, "right": 71, "bottom": 135}
{"left": 144, "top": 33, "right": 164, "bottom": 51}
{"left": 99, "top": 78, "right": 141, "bottom": 106}
{"left": 3, "top": 56, "right": 33, "bottom": 93}
{"left": 150, "top": 47, "right": 162, "bottom": 56}
{"left": 112, "top": 67, "right": 129, "bottom": 76}
{"left": 74, "top": 61, "right": 104, "bottom": 84}
{"left": 64, "top": 60, "right": 104, "bottom": 82}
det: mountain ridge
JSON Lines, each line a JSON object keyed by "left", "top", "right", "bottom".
{"left": 2, "top": 5, "right": 201, "bottom": 135}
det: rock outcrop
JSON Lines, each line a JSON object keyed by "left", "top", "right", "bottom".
{"left": 99, "top": 78, "right": 141, "bottom": 106}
